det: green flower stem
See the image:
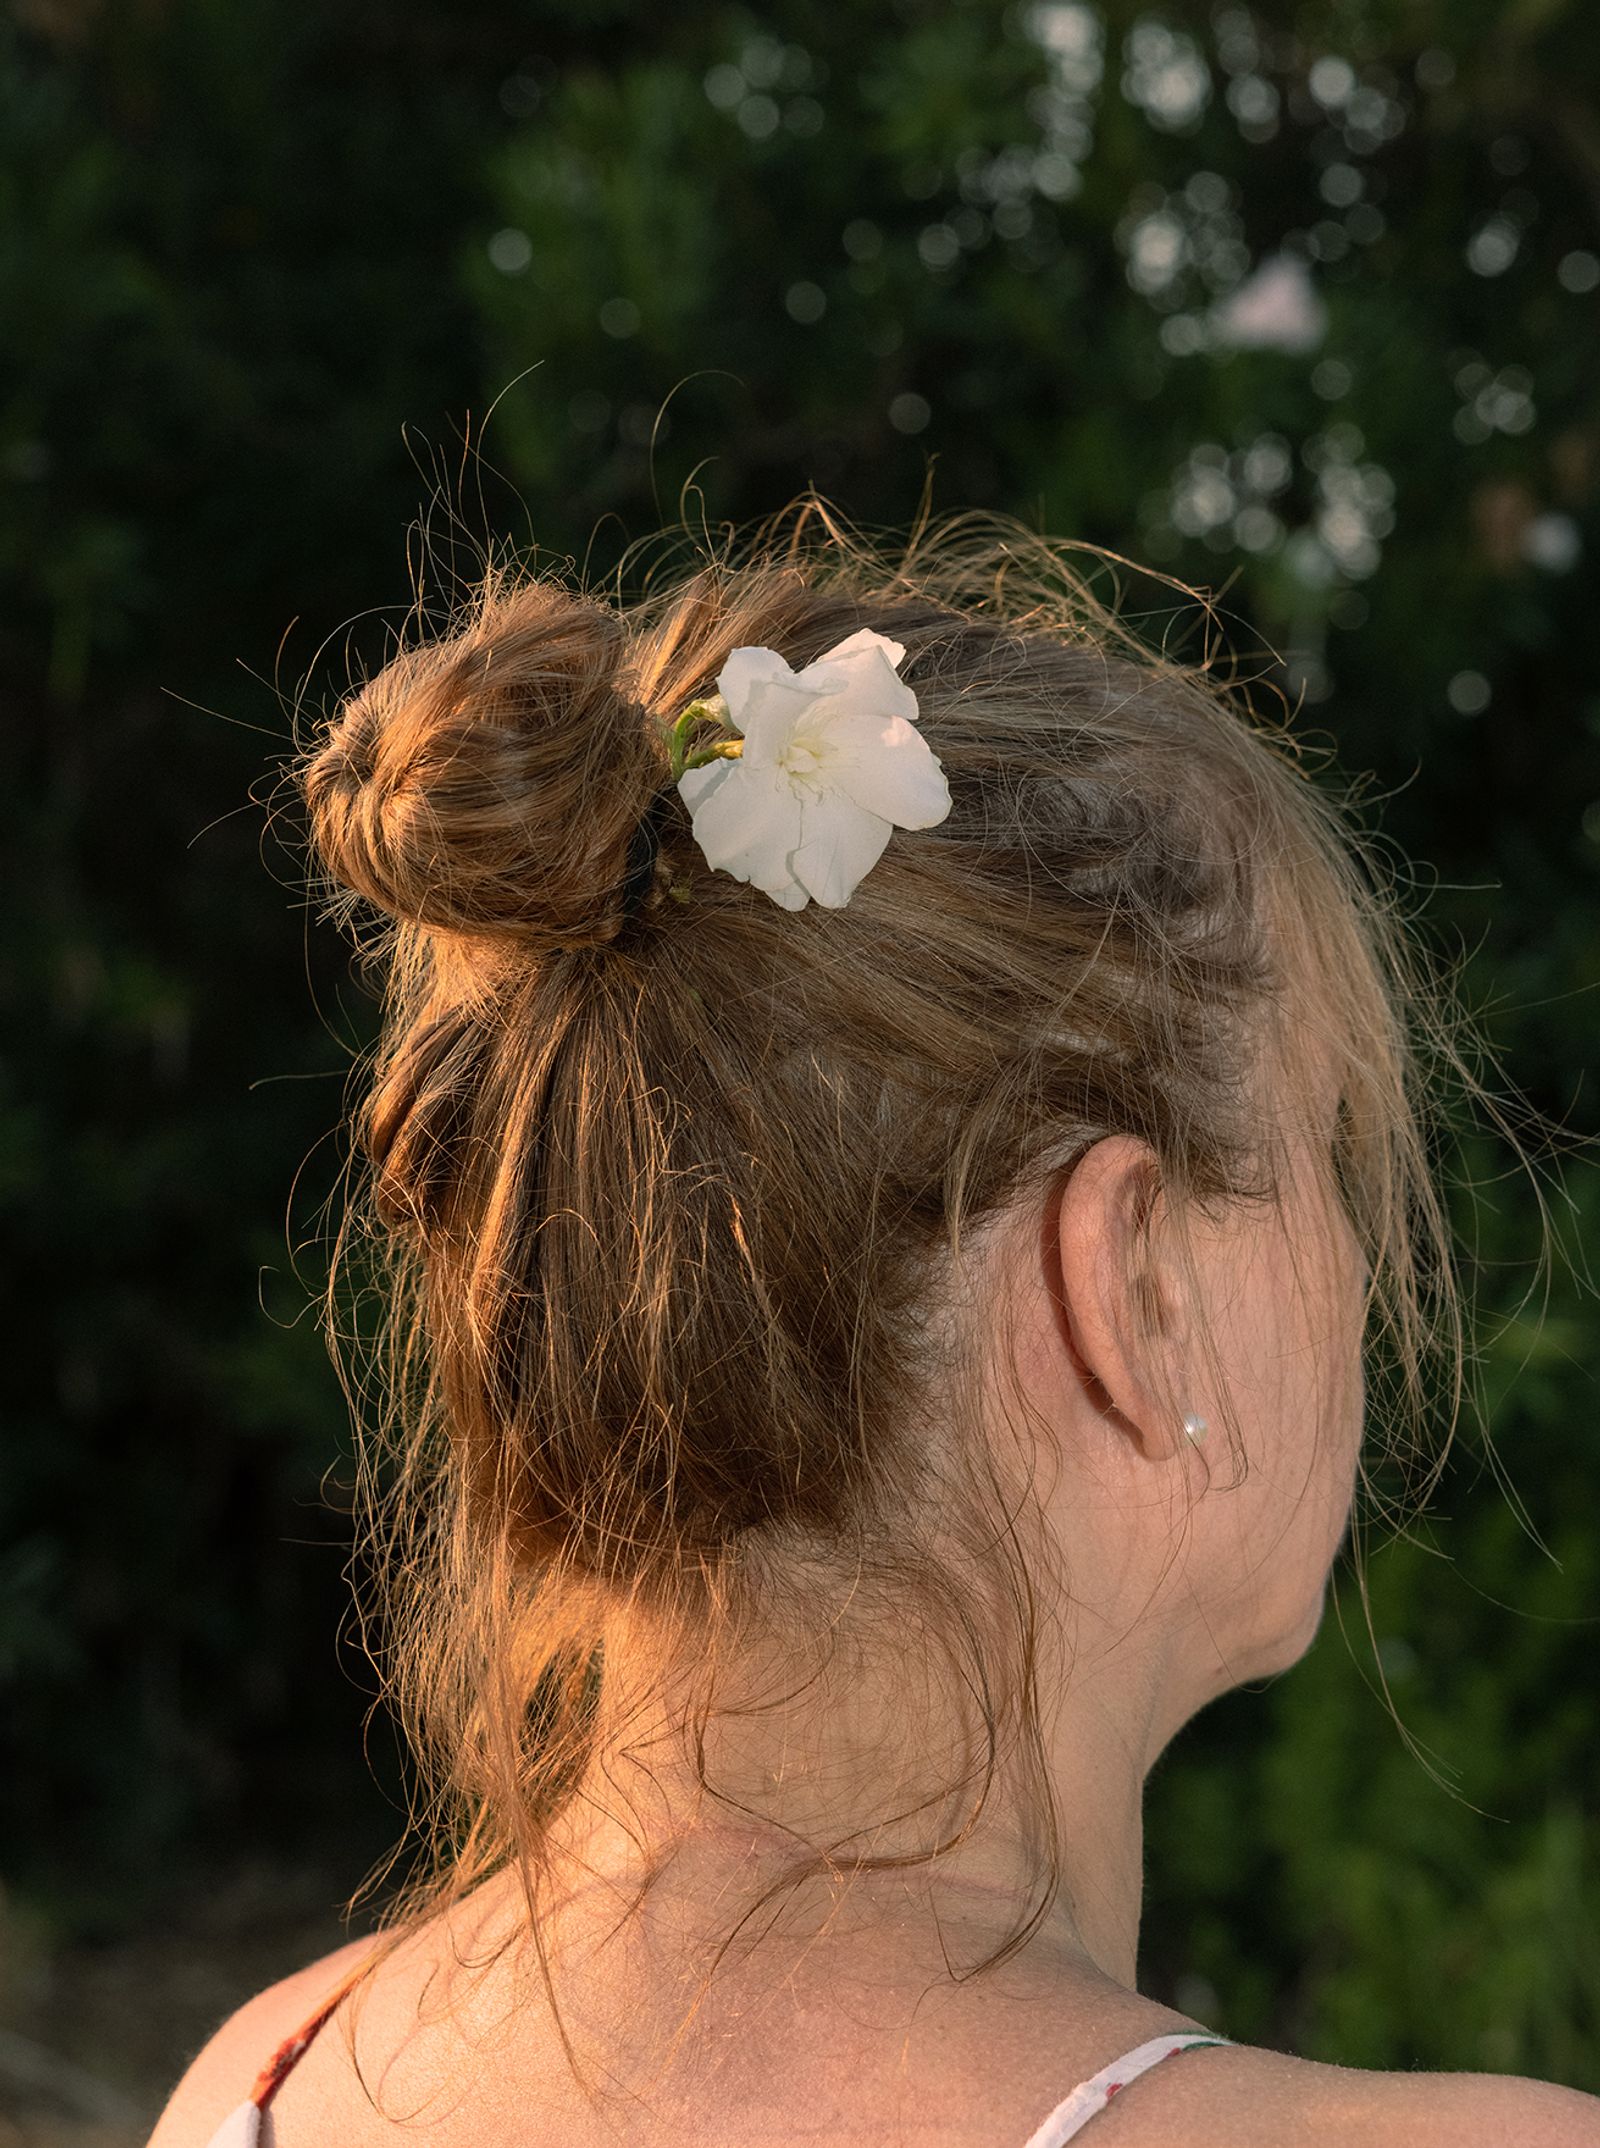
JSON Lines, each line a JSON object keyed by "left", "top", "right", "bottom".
{"left": 666, "top": 695, "right": 741, "bottom": 782}
{"left": 680, "top": 740, "right": 744, "bottom": 773}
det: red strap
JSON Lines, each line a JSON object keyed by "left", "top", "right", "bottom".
{"left": 247, "top": 1951, "right": 374, "bottom": 2112}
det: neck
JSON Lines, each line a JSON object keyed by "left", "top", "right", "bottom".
{"left": 544, "top": 1643, "right": 1168, "bottom": 1999}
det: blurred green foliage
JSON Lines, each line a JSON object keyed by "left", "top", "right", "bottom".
{"left": 3, "top": 0, "right": 1598, "bottom": 2087}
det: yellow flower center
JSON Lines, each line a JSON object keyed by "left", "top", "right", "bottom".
{"left": 777, "top": 733, "right": 829, "bottom": 797}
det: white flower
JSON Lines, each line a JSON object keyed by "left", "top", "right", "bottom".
{"left": 675, "top": 628, "right": 951, "bottom": 910}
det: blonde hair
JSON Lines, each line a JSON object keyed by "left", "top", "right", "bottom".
{"left": 292, "top": 500, "right": 1515, "bottom": 2101}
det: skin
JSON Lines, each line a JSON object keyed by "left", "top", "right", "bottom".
{"left": 1002, "top": 1097, "right": 1371, "bottom": 1991}
{"left": 149, "top": 1081, "right": 1600, "bottom": 2144}
{"left": 561, "top": 1068, "right": 1369, "bottom": 1983}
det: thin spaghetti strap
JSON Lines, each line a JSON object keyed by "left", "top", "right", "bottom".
{"left": 201, "top": 1950, "right": 375, "bottom": 2148}
{"left": 1019, "top": 2031, "right": 1233, "bottom": 2148}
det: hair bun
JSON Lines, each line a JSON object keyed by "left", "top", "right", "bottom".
{"left": 301, "top": 579, "right": 664, "bottom": 952}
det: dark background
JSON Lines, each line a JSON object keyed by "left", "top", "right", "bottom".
{"left": 3, "top": 1, "right": 1599, "bottom": 2137}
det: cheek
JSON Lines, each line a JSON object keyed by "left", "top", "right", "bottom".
{"left": 1261, "top": 1204, "right": 1365, "bottom": 1530}
{"left": 1325, "top": 1215, "right": 1369, "bottom": 1435}
{"left": 1202, "top": 1201, "right": 1365, "bottom": 1670}
{"left": 1301, "top": 1223, "right": 1367, "bottom": 1533}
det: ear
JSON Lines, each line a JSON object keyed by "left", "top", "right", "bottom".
{"left": 1044, "top": 1135, "right": 1190, "bottom": 1462}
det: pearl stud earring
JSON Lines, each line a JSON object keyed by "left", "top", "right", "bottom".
{"left": 1182, "top": 1412, "right": 1209, "bottom": 1444}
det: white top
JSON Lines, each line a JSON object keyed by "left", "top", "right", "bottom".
{"left": 203, "top": 2104, "right": 261, "bottom": 2148}
{"left": 1019, "top": 2031, "right": 1233, "bottom": 2146}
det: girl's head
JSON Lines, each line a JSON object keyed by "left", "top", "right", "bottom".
{"left": 295, "top": 503, "right": 1469, "bottom": 2029}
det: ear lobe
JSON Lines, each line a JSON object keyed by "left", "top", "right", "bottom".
{"left": 1048, "top": 1136, "right": 1186, "bottom": 1461}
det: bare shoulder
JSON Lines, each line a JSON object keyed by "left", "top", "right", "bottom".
{"left": 1103, "top": 2038, "right": 1600, "bottom": 2148}
{"left": 145, "top": 1934, "right": 376, "bottom": 2148}
{"left": 1356, "top": 2063, "right": 1600, "bottom": 2148}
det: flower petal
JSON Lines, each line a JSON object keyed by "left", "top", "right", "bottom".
{"left": 678, "top": 757, "right": 804, "bottom": 894}
{"left": 810, "top": 625, "right": 909, "bottom": 677}
{"left": 676, "top": 756, "right": 732, "bottom": 810}
{"left": 790, "top": 792, "right": 894, "bottom": 908}
{"left": 797, "top": 629, "right": 919, "bottom": 724}
{"left": 731, "top": 672, "right": 825, "bottom": 771}
{"left": 811, "top": 708, "right": 952, "bottom": 829}
{"left": 716, "top": 646, "right": 797, "bottom": 736}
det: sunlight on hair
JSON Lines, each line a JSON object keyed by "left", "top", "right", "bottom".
{"left": 282, "top": 493, "right": 1568, "bottom": 2115}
